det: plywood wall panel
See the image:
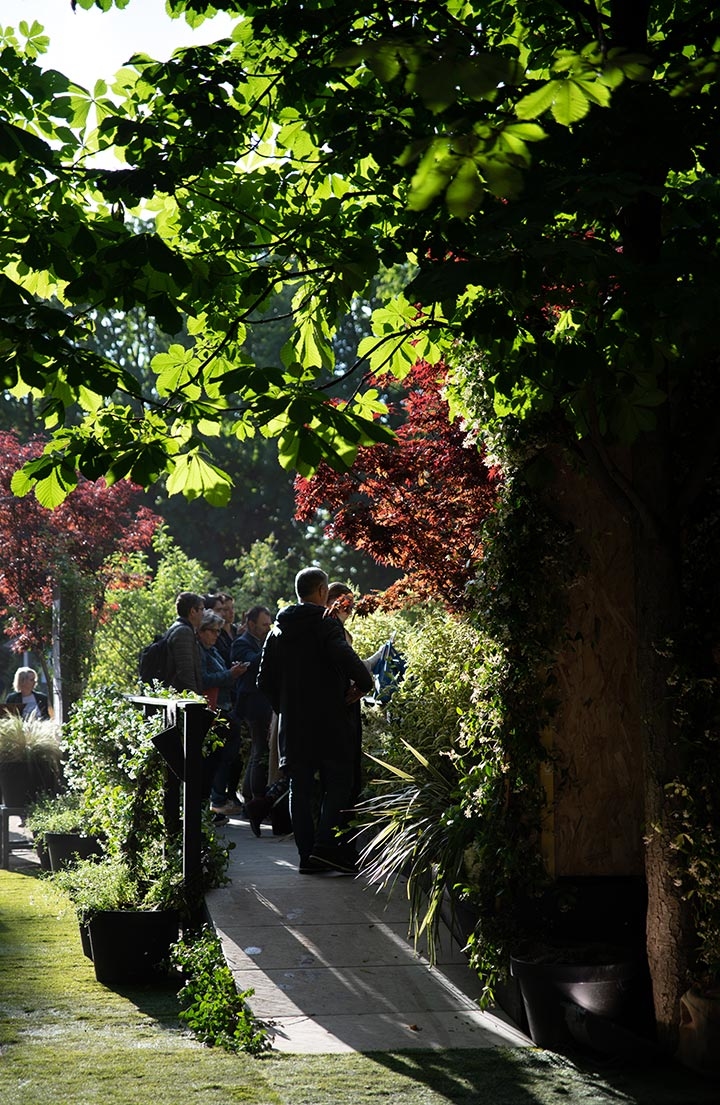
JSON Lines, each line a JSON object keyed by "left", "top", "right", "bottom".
{"left": 543, "top": 452, "right": 645, "bottom": 876}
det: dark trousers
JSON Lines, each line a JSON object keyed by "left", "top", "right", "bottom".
{"left": 210, "top": 717, "right": 242, "bottom": 806}
{"left": 242, "top": 716, "right": 271, "bottom": 800}
{"left": 289, "top": 757, "right": 355, "bottom": 862}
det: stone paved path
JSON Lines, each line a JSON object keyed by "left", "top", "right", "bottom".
{"left": 206, "top": 816, "right": 532, "bottom": 1054}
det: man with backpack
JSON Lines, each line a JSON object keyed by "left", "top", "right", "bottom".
{"left": 139, "top": 591, "right": 206, "bottom": 691}
{"left": 165, "top": 591, "right": 206, "bottom": 693}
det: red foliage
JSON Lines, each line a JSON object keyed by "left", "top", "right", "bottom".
{"left": 295, "top": 362, "right": 501, "bottom": 609}
{"left": 0, "top": 431, "right": 161, "bottom": 651}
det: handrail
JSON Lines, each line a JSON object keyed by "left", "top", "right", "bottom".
{"left": 126, "top": 694, "right": 212, "bottom": 923}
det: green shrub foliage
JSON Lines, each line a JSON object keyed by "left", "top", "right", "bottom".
{"left": 352, "top": 471, "right": 575, "bottom": 1001}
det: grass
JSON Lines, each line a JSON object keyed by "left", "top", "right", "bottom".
{"left": 2, "top": 859, "right": 719, "bottom": 1105}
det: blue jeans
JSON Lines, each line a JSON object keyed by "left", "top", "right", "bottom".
{"left": 289, "top": 757, "right": 355, "bottom": 862}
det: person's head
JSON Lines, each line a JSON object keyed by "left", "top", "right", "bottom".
{"left": 176, "top": 591, "right": 205, "bottom": 629}
{"left": 295, "top": 567, "right": 329, "bottom": 605}
{"left": 326, "top": 582, "right": 354, "bottom": 623}
{"left": 13, "top": 667, "right": 37, "bottom": 694}
{"left": 197, "top": 609, "right": 224, "bottom": 648}
{"left": 204, "top": 592, "right": 223, "bottom": 611}
{"left": 246, "top": 605, "right": 272, "bottom": 642}
{"left": 218, "top": 592, "right": 235, "bottom": 625}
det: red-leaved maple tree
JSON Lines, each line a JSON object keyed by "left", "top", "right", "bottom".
{"left": 0, "top": 432, "right": 160, "bottom": 664}
{"left": 294, "top": 362, "right": 500, "bottom": 609}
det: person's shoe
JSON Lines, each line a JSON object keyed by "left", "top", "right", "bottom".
{"left": 212, "top": 812, "right": 229, "bottom": 826}
{"left": 298, "top": 856, "right": 324, "bottom": 874}
{"left": 309, "top": 847, "right": 358, "bottom": 875}
{"left": 245, "top": 796, "right": 271, "bottom": 838}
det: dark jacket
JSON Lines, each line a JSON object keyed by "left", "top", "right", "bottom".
{"left": 257, "top": 602, "right": 373, "bottom": 769}
{"left": 5, "top": 690, "right": 50, "bottom": 720}
{"left": 231, "top": 629, "right": 273, "bottom": 724}
{"left": 214, "top": 628, "right": 233, "bottom": 666}
{"left": 167, "top": 617, "right": 203, "bottom": 693}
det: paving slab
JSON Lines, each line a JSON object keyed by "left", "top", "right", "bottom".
{"left": 206, "top": 817, "right": 532, "bottom": 1054}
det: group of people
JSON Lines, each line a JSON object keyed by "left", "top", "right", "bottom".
{"left": 160, "top": 591, "right": 273, "bottom": 824}
{"left": 164, "top": 568, "right": 381, "bottom": 875}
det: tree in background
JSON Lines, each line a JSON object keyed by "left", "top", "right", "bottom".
{"left": 0, "top": 431, "right": 160, "bottom": 710}
{"left": 223, "top": 535, "right": 296, "bottom": 618}
{"left": 90, "top": 526, "right": 213, "bottom": 692}
{"left": 295, "top": 362, "right": 499, "bottom": 609}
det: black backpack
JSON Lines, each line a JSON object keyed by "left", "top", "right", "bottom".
{"left": 138, "top": 629, "right": 175, "bottom": 687}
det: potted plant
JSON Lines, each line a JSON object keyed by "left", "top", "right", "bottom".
{"left": 25, "top": 791, "right": 103, "bottom": 871}
{"left": 509, "top": 940, "right": 644, "bottom": 1053}
{"left": 50, "top": 687, "right": 233, "bottom": 980}
{"left": 676, "top": 980, "right": 720, "bottom": 1077}
{"left": 52, "top": 850, "right": 183, "bottom": 980}
{"left": 0, "top": 714, "right": 62, "bottom": 807}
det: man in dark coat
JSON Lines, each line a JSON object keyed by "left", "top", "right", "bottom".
{"left": 258, "top": 567, "right": 373, "bottom": 873}
{"left": 231, "top": 604, "right": 273, "bottom": 800}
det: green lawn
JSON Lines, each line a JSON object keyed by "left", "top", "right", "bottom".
{"left": 1, "top": 864, "right": 717, "bottom": 1105}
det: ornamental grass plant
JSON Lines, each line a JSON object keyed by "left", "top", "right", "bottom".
{"left": 0, "top": 712, "right": 62, "bottom": 773}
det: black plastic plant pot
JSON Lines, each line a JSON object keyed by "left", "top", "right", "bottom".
{"left": 510, "top": 946, "right": 639, "bottom": 1052}
{"left": 88, "top": 909, "right": 180, "bottom": 985}
{"left": 78, "top": 922, "right": 93, "bottom": 960}
{"left": 46, "top": 832, "right": 103, "bottom": 871}
{"left": 34, "top": 838, "right": 52, "bottom": 871}
{"left": 0, "top": 762, "right": 34, "bottom": 807}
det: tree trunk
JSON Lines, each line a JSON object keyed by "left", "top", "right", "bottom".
{"left": 631, "top": 426, "right": 692, "bottom": 1049}
{"left": 607, "top": 0, "right": 693, "bottom": 1047}
{"left": 52, "top": 564, "right": 95, "bottom": 723}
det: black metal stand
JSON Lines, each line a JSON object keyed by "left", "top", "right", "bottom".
{"left": 0, "top": 805, "right": 28, "bottom": 869}
{"left": 129, "top": 695, "right": 212, "bottom": 925}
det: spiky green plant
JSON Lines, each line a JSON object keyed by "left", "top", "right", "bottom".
{"left": 0, "top": 714, "right": 61, "bottom": 765}
{"left": 355, "top": 739, "right": 475, "bottom": 967}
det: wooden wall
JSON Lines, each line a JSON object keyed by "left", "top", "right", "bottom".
{"left": 543, "top": 453, "right": 645, "bottom": 877}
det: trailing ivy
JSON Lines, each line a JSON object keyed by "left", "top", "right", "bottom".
{"left": 458, "top": 470, "right": 576, "bottom": 997}
{"left": 60, "top": 686, "right": 232, "bottom": 910}
{"left": 170, "top": 925, "right": 271, "bottom": 1056}
{"left": 662, "top": 451, "right": 720, "bottom": 980}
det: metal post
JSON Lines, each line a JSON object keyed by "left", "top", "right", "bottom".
{"left": 179, "top": 701, "right": 210, "bottom": 920}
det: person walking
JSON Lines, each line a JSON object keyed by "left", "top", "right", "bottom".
{"left": 324, "top": 582, "right": 384, "bottom": 804}
{"left": 258, "top": 567, "right": 372, "bottom": 874}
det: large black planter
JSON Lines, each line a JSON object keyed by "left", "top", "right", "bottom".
{"left": 88, "top": 909, "right": 180, "bottom": 985}
{"left": 78, "top": 921, "right": 93, "bottom": 960}
{"left": 34, "top": 838, "right": 52, "bottom": 871}
{"left": 46, "top": 832, "right": 103, "bottom": 872}
{"left": 0, "top": 761, "right": 33, "bottom": 807}
{"left": 0, "top": 761, "right": 61, "bottom": 807}
{"left": 510, "top": 945, "right": 640, "bottom": 1052}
